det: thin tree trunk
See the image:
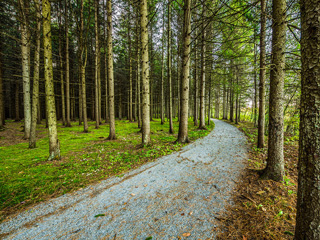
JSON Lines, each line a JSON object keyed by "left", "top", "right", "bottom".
{"left": 29, "top": 0, "right": 41, "bottom": 148}
{"left": 261, "top": 0, "right": 286, "bottom": 181}
{"left": 295, "top": 0, "right": 320, "bottom": 238}
{"left": 194, "top": 27, "right": 198, "bottom": 126}
{"left": 140, "top": 0, "right": 151, "bottom": 145}
{"left": 160, "top": 11, "right": 165, "bottom": 125}
{"left": 253, "top": 31, "right": 258, "bottom": 127}
{"left": 94, "top": 0, "right": 100, "bottom": 129}
{"left": 58, "top": 1, "right": 66, "bottom": 126}
{"left": 15, "top": 82, "right": 20, "bottom": 121}
{"left": 177, "top": 0, "right": 191, "bottom": 143}
{"left": 167, "top": 0, "right": 174, "bottom": 133}
{"left": 0, "top": 40, "right": 3, "bottom": 128}
{"left": 107, "top": 0, "right": 116, "bottom": 140}
{"left": 128, "top": 7, "right": 133, "bottom": 122}
{"left": 198, "top": 4, "right": 206, "bottom": 129}
{"left": 136, "top": 7, "right": 142, "bottom": 129}
{"left": 80, "top": 0, "right": 88, "bottom": 133}
{"left": 258, "top": 0, "right": 267, "bottom": 148}
{"left": 222, "top": 82, "right": 226, "bottom": 119}
{"left": 19, "top": 0, "right": 31, "bottom": 139}
{"left": 65, "top": 0, "right": 71, "bottom": 127}
{"left": 43, "top": 0, "right": 60, "bottom": 160}
{"left": 104, "top": 0, "right": 109, "bottom": 123}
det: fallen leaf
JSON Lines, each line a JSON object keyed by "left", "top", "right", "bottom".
{"left": 182, "top": 233, "right": 191, "bottom": 237}
{"left": 257, "top": 191, "right": 265, "bottom": 195}
{"left": 243, "top": 236, "right": 247, "bottom": 240}
{"left": 181, "top": 213, "right": 185, "bottom": 216}
{"left": 131, "top": 193, "right": 136, "bottom": 196}
{"left": 189, "top": 211, "right": 193, "bottom": 215}
{"left": 144, "top": 184, "right": 148, "bottom": 187}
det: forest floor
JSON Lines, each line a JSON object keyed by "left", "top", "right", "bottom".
{"left": 0, "top": 118, "right": 214, "bottom": 221}
{"left": 217, "top": 121, "right": 298, "bottom": 240}
{"left": 0, "top": 119, "right": 248, "bottom": 239}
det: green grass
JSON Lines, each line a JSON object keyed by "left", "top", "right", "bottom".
{"left": 0, "top": 118, "right": 214, "bottom": 219}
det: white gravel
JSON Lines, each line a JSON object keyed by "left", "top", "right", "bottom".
{"left": 0, "top": 119, "right": 248, "bottom": 240}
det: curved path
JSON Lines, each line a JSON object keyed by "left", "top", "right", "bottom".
{"left": 0, "top": 120, "right": 248, "bottom": 240}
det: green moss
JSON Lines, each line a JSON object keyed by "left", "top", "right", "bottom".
{"left": 0, "top": 118, "right": 214, "bottom": 218}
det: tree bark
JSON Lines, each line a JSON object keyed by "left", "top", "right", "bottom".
{"left": 177, "top": 0, "right": 191, "bottom": 143}
{"left": 261, "top": 0, "right": 286, "bottom": 181}
{"left": 94, "top": 0, "right": 100, "bottom": 129}
{"left": 43, "top": 0, "right": 61, "bottom": 160}
{"left": 79, "top": 0, "right": 88, "bottom": 133}
{"left": 18, "top": 0, "right": 31, "bottom": 139}
{"left": 257, "top": 0, "right": 267, "bottom": 148}
{"left": 29, "top": 0, "right": 41, "bottom": 148}
{"left": 193, "top": 26, "right": 198, "bottom": 126}
{"left": 295, "top": 0, "right": 320, "bottom": 238}
{"left": 0, "top": 40, "right": 3, "bottom": 128}
{"left": 65, "top": 0, "right": 71, "bottom": 127}
{"left": 107, "top": 0, "right": 116, "bottom": 140}
{"left": 160, "top": 11, "right": 165, "bottom": 125}
{"left": 58, "top": 1, "right": 66, "bottom": 126}
{"left": 128, "top": 8, "right": 133, "bottom": 122}
{"left": 140, "top": 0, "right": 151, "bottom": 145}
{"left": 167, "top": 0, "right": 174, "bottom": 133}
{"left": 198, "top": 4, "right": 206, "bottom": 129}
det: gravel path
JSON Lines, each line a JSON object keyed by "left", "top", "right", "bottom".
{"left": 0, "top": 119, "right": 248, "bottom": 240}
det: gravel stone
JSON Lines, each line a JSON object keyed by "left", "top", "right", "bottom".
{"left": 0, "top": 119, "right": 248, "bottom": 240}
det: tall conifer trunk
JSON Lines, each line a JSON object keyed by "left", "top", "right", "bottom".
{"left": 177, "top": 0, "right": 191, "bottom": 143}
{"left": 140, "top": 0, "right": 151, "bottom": 145}
{"left": 107, "top": 0, "right": 116, "bottom": 140}
{"left": 295, "top": 0, "right": 320, "bottom": 238}
{"left": 29, "top": 0, "right": 41, "bottom": 148}
{"left": 43, "top": 0, "right": 61, "bottom": 160}
{"left": 261, "top": 0, "right": 286, "bottom": 181}
{"left": 18, "top": 0, "right": 31, "bottom": 139}
{"left": 258, "top": 0, "right": 267, "bottom": 148}
{"left": 198, "top": 3, "right": 206, "bottom": 129}
{"left": 167, "top": 0, "right": 174, "bottom": 133}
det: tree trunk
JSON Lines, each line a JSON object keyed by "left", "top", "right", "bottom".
{"left": 18, "top": 0, "right": 31, "bottom": 139}
{"left": 0, "top": 40, "right": 3, "bottom": 128}
{"left": 29, "top": 0, "right": 41, "bottom": 148}
{"left": 193, "top": 31, "right": 198, "bottom": 126}
{"left": 261, "top": 0, "right": 286, "bottom": 181}
{"left": 65, "top": 0, "right": 71, "bottom": 127}
{"left": 253, "top": 31, "right": 258, "bottom": 127}
{"left": 140, "top": 0, "right": 151, "bottom": 145}
{"left": 295, "top": 1, "right": 320, "bottom": 238}
{"left": 58, "top": 1, "right": 66, "bottom": 126}
{"left": 222, "top": 82, "right": 227, "bottom": 119}
{"left": 177, "top": 0, "right": 191, "bottom": 143}
{"left": 104, "top": 0, "right": 109, "bottom": 123}
{"left": 43, "top": 0, "right": 60, "bottom": 160}
{"left": 95, "top": 0, "right": 100, "bottom": 129}
{"left": 160, "top": 11, "right": 165, "bottom": 125}
{"left": 198, "top": 4, "right": 206, "bottom": 129}
{"left": 80, "top": 0, "right": 88, "bottom": 133}
{"left": 128, "top": 9, "right": 133, "bottom": 122}
{"left": 107, "top": 0, "right": 116, "bottom": 140}
{"left": 257, "top": 0, "right": 267, "bottom": 148}
{"left": 167, "top": 0, "right": 174, "bottom": 133}
{"left": 15, "top": 82, "right": 20, "bottom": 121}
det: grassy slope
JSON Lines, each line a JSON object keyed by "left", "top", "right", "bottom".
{"left": 0, "top": 118, "right": 214, "bottom": 220}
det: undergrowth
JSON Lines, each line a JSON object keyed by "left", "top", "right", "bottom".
{"left": 0, "top": 118, "right": 214, "bottom": 221}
